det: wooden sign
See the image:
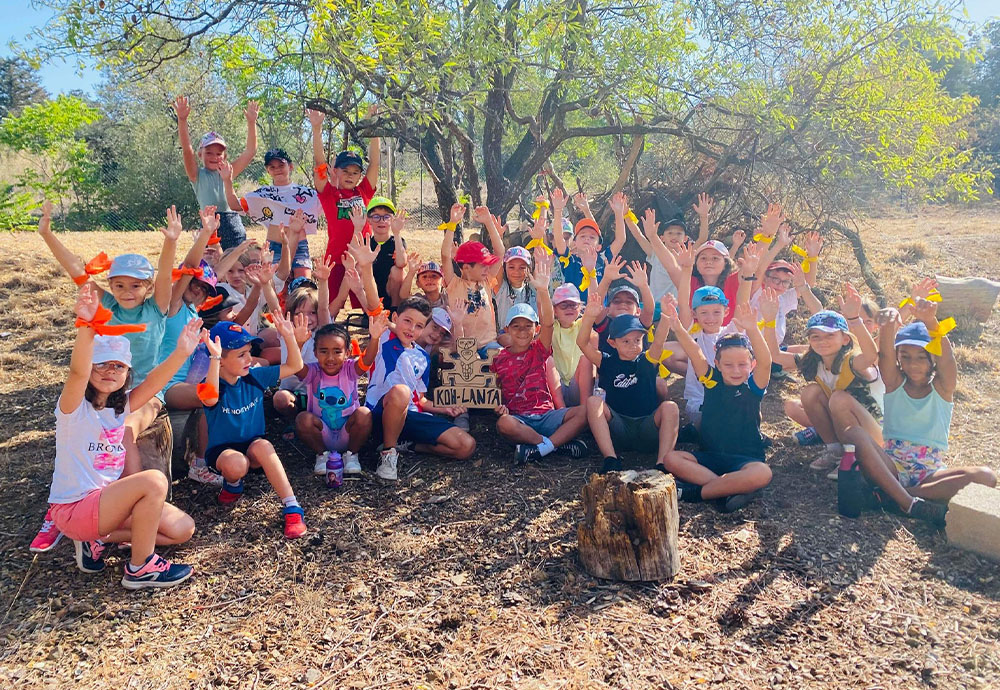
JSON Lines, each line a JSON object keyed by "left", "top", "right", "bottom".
{"left": 433, "top": 337, "right": 502, "bottom": 409}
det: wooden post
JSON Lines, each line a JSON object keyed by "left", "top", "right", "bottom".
{"left": 577, "top": 470, "right": 680, "bottom": 582}
{"left": 137, "top": 412, "right": 174, "bottom": 499}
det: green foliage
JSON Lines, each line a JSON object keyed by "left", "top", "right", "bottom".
{"left": 0, "top": 58, "right": 48, "bottom": 120}
{"left": 0, "top": 184, "right": 40, "bottom": 231}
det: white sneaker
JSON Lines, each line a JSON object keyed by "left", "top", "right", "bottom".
{"left": 188, "top": 464, "right": 224, "bottom": 487}
{"left": 314, "top": 451, "right": 330, "bottom": 475}
{"left": 809, "top": 446, "right": 842, "bottom": 471}
{"left": 342, "top": 451, "right": 362, "bottom": 480}
{"left": 376, "top": 448, "right": 399, "bottom": 482}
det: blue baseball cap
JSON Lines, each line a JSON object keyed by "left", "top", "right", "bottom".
{"left": 692, "top": 286, "right": 729, "bottom": 309}
{"left": 334, "top": 150, "right": 364, "bottom": 170}
{"left": 109, "top": 254, "right": 155, "bottom": 280}
{"left": 209, "top": 321, "right": 263, "bottom": 350}
{"left": 288, "top": 276, "right": 318, "bottom": 293}
{"left": 608, "top": 285, "right": 640, "bottom": 304}
{"left": 609, "top": 314, "right": 647, "bottom": 339}
{"left": 807, "top": 310, "right": 849, "bottom": 333}
{"left": 505, "top": 303, "right": 539, "bottom": 328}
{"left": 895, "top": 322, "right": 932, "bottom": 349}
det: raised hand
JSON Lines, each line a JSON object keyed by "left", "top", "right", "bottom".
{"left": 660, "top": 292, "right": 680, "bottom": 324}
{"left": 244, "top": 100, "right": 261, "bottom": 125}
{"left": 344, "top": 267, "right": 362, "bottom": 292}
{"left": 641, "top": 208, "right": 659, "bottom": 238}
{"left": 172, "top": 95, "right": 191, "bottom": 121}
{"left": 676, "top": 242, "right": 696, "bottom": 270}
{"left": 910, "top": 277, "right": 938, "bottom": 301}
{"left": 349, "top": 204, "right": 367, "bottom": 235}
{"left": 803, "top": 230, "right": 823, "bottom": 257}
{"left": 347, "top": 233, "right": 379, "bottom": 267}
{"left": 449, "top": 202, "right": 466, "bottom": 226}
{"left": 572, "top": 192, "right": 591, "bottom": 215}
{"left": 219, "top": 160, "right": 234, "bottom": 182}
{"left": 306, "top": 108, "right": 325, "bottom": 128}
{"left": 730, "top": 229, "right": 746, "bottom": 248}
{"left": 756, "top": 286, "right": 780, "bottom": 321}
{"left": 731, "top": 302, "right": 758, "bottom": 332}
{"left": 161, "top": 205, "right": 183, "bottom": 241}
{"left": 255, "top": 258, "right": 276, "bottom": 286}
{"left": 405, "top": 250, "right": 421, "bottom": 274}
{"left": 199, "top": 205, "right": 220, "bottom": 234}
{"left": 578, "top": 243, "right": 599, "bottom": 271}
{"left": 760, "top": 202, "right": 785, "bottom": 238}
{"left": 75, "top": 282, "right": 100, "bottom": 322}
{"left": 292, "top": 312, "right": 311, "bottom": 344}
{"left": 530, "top": 206, "right": 547, "bottom": 239}
{"left": 912, "top": 296, "right": 940, "bottom": 325}
{"left": 877, "top": 307, "right": 902, "bottom": 329}
{"left": 583, "top": 287, "right": 603, "bottom": 320}
{"left": 738, "top": 241, "right": 764, "bottom": 276}
{"left": 390, "top": 208, "right": 408, "bottom": 236}
{"left": 529, "top": 249, "right": 552, "bottom": 289}
{"left": 369, "top": 310, "right": 390, "bottom": 340}
{"left": 473, "top": 205, "right": 492, "bottom": 225}
{"left": 837, "top": 282, "right": 863, "bottom": 319}
{"left": 551, "top": 187, "right": 567, "bottom": 210}
{"left": 203, "top": 333, "right": 223, "bottom": 359}
{"left": 775, "top": 223, "right": 792, "bottom": 249}
{"left": 693, "top": 192, "right": 714, "bottom": 218}
{"left": 37, "top": 200, "right": 53, "bottom": 235}
{"left": 340, "top": 249, "right": 357, "bottom": 272}
{"left": 603, "top": 255, "right": 626, "bottom": 282}
{"left": 449, "top": 297, "right": 468, "bottom": 326}
{"left": 789, "top": 262, "right": 808, "bottom": 288}
{"left": 175, "top": 319, "right": 205, "bottom": 356}
{"left": 313, "top": 255, "right": 335, "bottom": 282}
{"left": 272, "top": 310, "right": 296, "bottom": 341}
{"left": 626, "top": 260, "right": 649, "bottom": 289}
{"left": 609, "top": 191, "right": 626, "bottom": 216}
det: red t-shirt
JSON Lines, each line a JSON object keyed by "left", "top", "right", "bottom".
{"left": 690, "top": 272, "right": 740, "bottom": 325}
{"left": 491, "top": 340, "right": 554, "bottom": 416}
{"left": 318, "top": 177, "right": 375, "bottom": 307}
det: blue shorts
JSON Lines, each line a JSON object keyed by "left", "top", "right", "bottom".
{"left": 370, "top": 403, "right": 455, "bottom": 447}
{"left": 268, "top": 238, "right": 312, "bottom": 270}
{"left": 513, "top": 407, "right": 569, "bottom": 438}
{"left": 693, "top": 451, "right": 764, "bottom": 476}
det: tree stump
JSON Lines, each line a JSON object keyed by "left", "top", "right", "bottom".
{"left": 577, "top": 470, "right": 680, "bottom": 582}
{"left": 137, "top": 411, "right": 173, "bottom": 498}
{"left": 167, "top": 408, "right": 200, "bottom": 478}
{"left": 935, "top": 275, "right": 1000, "bottom": 323}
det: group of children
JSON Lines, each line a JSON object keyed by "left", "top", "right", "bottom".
{"left": 28, "top": 99, "right": 997, "bottom": 591}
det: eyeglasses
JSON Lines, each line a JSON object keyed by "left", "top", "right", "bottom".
{"left": 368, "top": 213, "right": 393, "bottom": 222}
{"left": 93, "top": 362, "right": 128, "bottom": 373}
{"left": 767, "top": 274, "right": 794, "bottom": 289}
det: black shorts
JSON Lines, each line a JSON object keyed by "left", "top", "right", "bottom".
{"left": 206, "top": 436, "right": 266, "bottom": 470}
{"left": 693, "top": 451, "right": 764, "bottom": 476}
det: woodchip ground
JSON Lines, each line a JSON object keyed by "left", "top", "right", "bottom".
{"left": 1, "top": 205, "right": 998, "bottom": 689}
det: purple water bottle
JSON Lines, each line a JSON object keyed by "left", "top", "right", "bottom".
{"left": 326, "top": 452, "right": 344, "bottom": 488}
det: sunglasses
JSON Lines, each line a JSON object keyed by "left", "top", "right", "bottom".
{"left": 368, "top": 213, "right": 393, "bottom": 222}
{"left": 93, "top": 362, "right": 128, "bottom": 373}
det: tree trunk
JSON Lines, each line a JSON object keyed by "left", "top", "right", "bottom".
{"left": 137, "top": 411, "right": 173, "bottom": 500}
{"left": 577, "top": 470, "right": 680, "bottom": 582}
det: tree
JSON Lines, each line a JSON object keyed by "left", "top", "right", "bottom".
{"left": 0, "top": 58, "right": 47, "bottom": 120}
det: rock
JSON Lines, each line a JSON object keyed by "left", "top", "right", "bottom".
{"left": 946, "top": 483, "right": 1000, "bottom": 562}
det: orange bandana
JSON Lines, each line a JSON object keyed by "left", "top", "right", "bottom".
{"left": 196, "top": 383, "right": 219, "bottom": 403}
{"left": 171, "top": 266, "right": 204, "bottom": 282}
{"left": 72, "top": 252, "right": 112, "bottom": 286}
{"left": 198, "top": 295, "right": 223, "bottom": 312}
{"left": 75, "top": 304, "right": 148, "bottom": 336}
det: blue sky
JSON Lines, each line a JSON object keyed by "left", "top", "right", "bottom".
{"left": 3, "top": 0, "right": 999, "bottom": 96}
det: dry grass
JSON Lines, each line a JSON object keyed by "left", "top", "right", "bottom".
{"left": 2, "top": 207, "right": 1000, "bottom": 689}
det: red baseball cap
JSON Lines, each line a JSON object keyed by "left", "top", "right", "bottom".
{"left": 454, "top": 241, "right": 499, "bottom": 266}
{"left": 767, "top": 260, "right": 795, "bottom": 273}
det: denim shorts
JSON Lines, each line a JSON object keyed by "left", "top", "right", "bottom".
{"left": 268, "top": 238, "right": 313, "bottom": 270}
{"left": 217, "top": 212, "right": 246, "bottom": 251}
{"left": 514, "top": 407, "right": 569, "bottom": 438}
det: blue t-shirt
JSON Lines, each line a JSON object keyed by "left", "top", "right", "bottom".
{"left": 365, "top": 332, "right": 431, "bottom": 412}
{"left": 556, "top": 246, "right": 613, "bottom": 302}
{"left": 101, "top": 292, "right": 167, "bottom": 385}
{"left": 204, "top": 365, "right": 280, "bottom": 449}
{"left": 159, "top": 302, "right": 197, "bottom": 374}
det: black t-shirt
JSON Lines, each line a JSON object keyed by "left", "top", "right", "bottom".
{"left": 699, "top": 367, "right": 767, "bottom": 459}
{"left": 370, "top": 235, "right": 405, "bottom": 306}
{"left": 596, "top": 316, "right": 652, "bottom": 357}
{"left": 598, "top": 351, "right": 658, "bottom": 417}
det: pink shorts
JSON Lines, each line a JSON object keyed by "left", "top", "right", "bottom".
{"left": 50, "top": 489, "right": 105, "bottom": 542}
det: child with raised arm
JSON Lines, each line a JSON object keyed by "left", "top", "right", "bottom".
{"left": 763, "top": 284, "right": 883, "bottom": 473}
{"left": 627, "top": 194, "right": 712, "bottom": 301}
{"left": 46, "top": 283, "right": 200, "bottom": 588}
{"left": 400, "top": 252, "right": 448, "bottom": 309}
{"left": 492, "top": 250, "right": 589, "bottom": 465}
{"left": 578, "top": 291, "right": 680, "bottom": 475}
{"left": 199, "top": 312, "right": 308, "bottom": 539}
{"left": 365, "top": 296, "right": 477, "bottom": 482}
{"left": 550, "top": 188, "right": 627, "bottom": 301}
{"left": 173, "top": 95, "right": 259, "bottom": 250}
{"left": 308, "top": 106, "right": 380, "bottom": 304}
{"left": 550, "top": 283, "right": 591, "bottom": 407}
{"left": 354, "top": 196, "right": 407, "bottom": 310}
{"left": 661, "top": 299, "right": 773, "bottom": 513}
{"left": 839, "top": 299, "right": 996, "bottom": 526}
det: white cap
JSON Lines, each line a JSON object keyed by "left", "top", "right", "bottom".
{"left": 92, "top": 335, "right": 132, "bottom": 367}
{"left": 198, "top": 131, "right": 227, "bottom": 150}
{"left": 431, "top": 307, "right": 452, "bottom": 333}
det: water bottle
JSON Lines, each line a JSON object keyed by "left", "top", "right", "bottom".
{"left": 837, "top": 444, "right": 865, "bottom": 518}
{"left": 594, "top": 386, "right": 606, "bottom": 401}
{"left": 326, "top": 452, "right": 344, "bottom": 489}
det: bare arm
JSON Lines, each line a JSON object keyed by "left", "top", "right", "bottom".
{"left": 229, "top": 101, "right": 259, "bottom": 178}
{"left": 530, "top": 250, "right": 554, "bottom": 350}
{"left": 755, "top": 287, "right": 797, "bottom": 370}
{"left": 576, "top": 291, "right": 604, "bottom": 367}
{"left": 154, "top": 208, "right": 182, "bottom": 315}
{"left": 307, "top": 108, "right": 330, "bottom": 192}
{"left": 664, "top": 299, "right": 709, "bottom": 380}
{"left": 628, "top": 209, "right": 654, "bottom": 255}
{"left": 173, "top": 96, "right": 199, "bottom": 184}
{"left": 363, "top": 104, "right": 380, "bottom": 189}
{"left": 130, "top": 320, "right": 204, "bottom": 409}
{"left": 61, "top": 285, "right": 101, "bottom": 414}
{"left": 274, "top": 311, "right": 305, "bottom": 379}
{"left": 608, "top": 192, "right": 627, "bottom": 257}
{"left": 692, "top": 193, "right": 713, "bottom": 246}
{"left": 220, "top": 162, "right": 242, "bottom": 212}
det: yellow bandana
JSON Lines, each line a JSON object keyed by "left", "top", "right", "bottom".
{"left": 790, "top": 244, "right": 817, "bottom": 273}
{"left": 558, "top": 255, "right": 571, "bottom": 268}
{"left": 689, "top": 323, "right": 702, "bottom": 334}
{"left": 531, "top": 200, "right": 550, "bottom": 220}
{"left": 624, "top": 210, "right": 638, "bottom": 225}
{"left": 646, "top": 349, "right": 674, "bottom": 378}
{"left": 899, "top": 289, "right": 942, "bottom": 309}
{"left": 438, "top": 222, "right": 457, "bottom": 232}
{"left": 758, "top": 319, "right": 777, "bottom": 330}
{"left": 579, "top": 267, "right": 597, "bottom": 292}
{"left": 525, "top": 238, "right": 553, "bottom": 255}
{"left": 752, "top": 233, "right": 773, "bottom": 244}
{"left": 925, "top": 317, "right": 956, "bottom": 356}
{"left": 698, "top": 373, "right": 717, "bottom": 389}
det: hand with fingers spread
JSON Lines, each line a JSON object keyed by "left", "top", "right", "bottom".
{"left": 449, "top": 203, "right": 466, "bottom": 226}
{"left": 368, "top": 310, "right": 390, "bottom": 340}
{"left": 529, "top": 249, "right": 552, "bottom": 290}
{"left": 313, "top": 255, "right": 335, "bottom": 283}
{"left": 760, "top": 202, "right": 785, "bottom": 238}
{"left": 199, "top": 205, "right": 220, "bottom": 234}
{"left": 627, "top": 260, "right": 649, "bottom": 289}
{"left": 219, "top": 160, "right": 234, "bottom": 183}
{"left": 693, "top": 192, "right": 714, "bottom": 219}
{"left": 910, "top": 277, "right": 938, "bottom": 302}
{"left": 390, "top": 208, "right": 408, "bottom": 237}
{"left": 161, "top": 205, "right": 183, "bottom": 241}
{"left": 271, "top": 310, "right": 296, "bottom": 342}
{"left": 341, "top": 249, "right": 357, "bottom": 272}
{"left": 244, "top": 100, "right": 261, "bottom": 126}
{"left": 660, "top": 292, "right": 680, "bottom": 325}
{"left": 602, "top": 255, "right": 626, "bottom": 283}
{"left": 307, "top": 108, "right": 325, "bottom": 128}
{"left": 292, "top": 312, "right": 311, "bottom": 346}
{"left": 344, "top": 267, "right": 362, "bottom": 292}
{"left": 203, "top": 331, "right": 223, "bottom": 359}
{"left": 738, "top": 241, "right": 764, "bottom": 277}
{"left": 551, "top": 187, "right": 567, "bottom": 211}
{"left": 756, "top": 287, "right": 780, "bottom": 322}
{"left": 578, "top": 243, "right": 599, "bottom": 271}
{"left": 641, "top": 208, "right": 660, "bottom": 238}
{"left": 347, "top": 233, "right": 380, "bottom": 267}
{"left": 349, "top": 204, "right": 367, "bottom": 235}
{"left": 877, "top": 307, "right": 902, "bottom": 329}
{"left": 803, "top": 230, "right": 823, "bottom": 258}
{"left": 837, "top": 282, "right": 863, "bottom": 320}
{"left": 449, "top": 297, "right": 468, "bottom": 328}
{"left": 775, "top": 223, "right": 792, "bottom": 249}
{"left": 609, "top": 191, "right": 626, "bottom": 216}
{"left": 583, "top": 287, "right": 604, "bottom": 320}
{"left": 173, "top": 95, "right": 191, "bottom": 121}
{"left": 75, "top": 282, "right": 100, "bottom": 322}
{"left": 405, "top": 250, "right": 422, "bottom": 274}
{"left": 731, "top": 302, "right": 759, "bottom": 333}
{"left": 675, "top": 242, "right": 696, "bottom": 271}
{"left": 175, "top": 318, "right": 206, "bottom": 357}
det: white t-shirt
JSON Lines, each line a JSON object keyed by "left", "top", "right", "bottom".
{"left": 750, "top": 287, "right": 798, "bottom": 344}
{"left": 683, "top": 323, "right": 739, "bottom": 413}
{"left": 242, "top": 184, "right": 323, "bottom": 235}
{"left": 218, "top": 274, "right": 284, "bottom": 335}
{"left": 48, "top": 396, "right": 132, "bottom": 504}
{"left": 647, "top": 252, "right": 678, "bottom": 300}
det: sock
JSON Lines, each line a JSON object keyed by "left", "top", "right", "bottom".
{"left": 222, "top": 479, "right": 244, "bottom": 494}
{"left": 905, "top": 496, "right": 920, "bottom": 514}
{"left": 281, "top": 495, "right": 301, "bottom": 510}
{"left": 126, "top": 553, "right": 154, "bottom": 574}
{"left": 192, "top": 457, "right": 207, "bottom": 468}
{"left": 536, "top": 436, "right": 556, "bottom": 457}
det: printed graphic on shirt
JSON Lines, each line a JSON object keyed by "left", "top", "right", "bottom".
{"left": 88, "top": 426, "right": 126, "bottom": 471}
{"left": 466, "top": 287, "right": 489, "bottom": 313}
{"left": 337, "top": 196, "right": 366, "bottom": 220}
{"left": 317, "top": 386, "right": 353, "bottom": 431}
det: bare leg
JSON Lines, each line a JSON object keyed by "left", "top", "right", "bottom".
{"left": 107, "top": 502, "right": 195, "bottom": 547}
{"left": 586, "top": 395, "right": 616, "bottom": 458}
{"left": 799, "top": 383, "right": 836, "bottom": 443}
{"left": 576, "top": 358, "right": 595, "bottom": 401}
{"left": 660, "top": 450, "right": 771, "bottom": 499}
{"left": 414, "top": 427, "right": 476, "bottom": 459}
{"left": 164, "top": 383, "right": 202, "bottom": 411}
{"left": 272, "top": 390, "right": 298, "bottom": 422}
{"left": 379, "top": 385, "right": 412, "bottom": 448}
{"left": 664, "top": 343, "right": 687, "bottom": 375}
{"left": 96, "top": 470, "right": 169, "bottom": 568}
{"left": 841, "top": 426, "right": 912, "bottom": 510}
{"left": 546, "top": 357, "right": 565, "bottom": 409}
{"left": 246, "top": 438, "right": 295, "bottom": 500}
{"left": 497, "top": 414, "right": 543, "bottom": 445}
{"left": 909, "top": 466, "right": 997, "bottom": 502}
{"left": 387, "top": 266, "right": 403, "bottom": 307}
{"left": 828, "top": 390, "right": 883, "bottom": 445}
{"left": 295, "top": 411, "right": 327, "bottom": 454}
{"left": 345, "top": 407, "right": 373, "bottom": 453}
{"left": 655, "top": 401, "right": 679, "bottom": 462}
{"left": 215, "top": 450, "right": 250, "bottom": 485}
{"left": 783, "top": 398, "right": 813, "bottom": 428}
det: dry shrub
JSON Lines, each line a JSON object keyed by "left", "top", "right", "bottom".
{"left": 954, "top": 345, "right": 997, "bottom": 372}
{"left": 890, "top": 241, "right": 928, "bottom": 264}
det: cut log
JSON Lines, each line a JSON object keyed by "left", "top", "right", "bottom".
{"left": 167, "top": 409, "right": 201, "bottom": 478}
{"left": 137, "top": 411, "right": 173, "bottom": 498}
{"left": 935, "top": 276, "right": 1000, "bottom": 323}
{"left": 577, "top": 470, "right": 680, "bottom": 582}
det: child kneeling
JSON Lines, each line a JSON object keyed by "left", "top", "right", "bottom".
{"left": 661, "top": 299, "right": 773, "bottom": 512}
{"left": 200, "top": 314, "right": 308, "bottom": 539}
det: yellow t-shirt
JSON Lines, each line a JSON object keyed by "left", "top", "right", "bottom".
{"left": 552, "top": 320, "right": 583, "bottom": 385}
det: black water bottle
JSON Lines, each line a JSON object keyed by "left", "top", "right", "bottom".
{"left": 837, "top": 444, "right": 865, "bottom": 518}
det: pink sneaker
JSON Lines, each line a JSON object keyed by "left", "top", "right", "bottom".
{"left": 29, "top": 508, "right": 64, "bottom": 554}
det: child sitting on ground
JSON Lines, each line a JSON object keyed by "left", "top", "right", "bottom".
{"left": 578, "top": 291, "right": 680, "bottom": 475}
{"left": 839, "top": 298, "right": 997, "bottom": 526}
{"left": 199, "top": 313, "right": 308, "bottom": 539}
{"left": 400, "top": 253, "right": 448, "bottom": 309}
{"left": 174, "top": 95, "right": 259, "bottom": 249}
{"left": 492, "top": 251, "right": 589, "bottom": 464}
{"left": 661, "top": 299, "right": 774, "bottom": 513}
{"left": 45, "top": 283, "right": 200, "bottom": 588}
{"left": 550, "top": 284, "right": 591, "bottom": 407}
{"left": 360, "top": 196, "right": 408, "bottom": 310}
{"left": 365, "top": 296, "right": 477, "bottom": 482}
{"left": 293, "top": 315, "right": 388, "bottom": 480}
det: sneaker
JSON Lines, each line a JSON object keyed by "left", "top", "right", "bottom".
{"left": 514, "top": 444, "right": 542, "bottom": 466}
{"left": 342, "top": 451, "right": 362, "bottom": 480}
{"left": 826, "top": 468, "right": 839, "bottom": 481}
{"left": 283, "top": 507, "right": 308, "bottom": 539}
{"left": 809, "top": 447, "right": 842, "bottom": 471}
{"left": 600, "top": 456, "right": 623, "bottom": 474}
{"left": 188, "top": 464, "right": 224, "bottom": 487}
{"left": 556, "top": 439, "right": 588, "bottom": 459}
{"left": 314, "top": 451, "right": 331, "bottom": 475}
{"left": 716, "top": 490, "right": 761, "bottom": 514}
{"left": 121, "top": 554, "right": 193, "bottom": 590}
{"left": 794, "top": 427, "right": 822, "bottom": 446}
{"left": 376, "top": 448, "right": 399, "bottom": 482}
{"left": 218, "top": 486, "right": 243, "bottom": 506}
{"left": 908, "top": 497, "right": 948, "bottom": 528}
{"left": 29, "top": 509, "right": 64, "bottom": 553}
{"left": 74, "top": 539, "right": 108, "bottom": 574}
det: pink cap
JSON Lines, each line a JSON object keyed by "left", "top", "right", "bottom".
{"left": 198, "top": 132, "right": 227, "bottom": 150}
